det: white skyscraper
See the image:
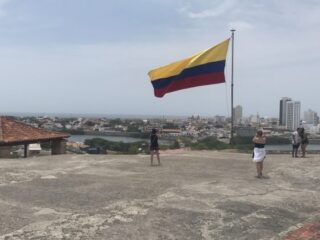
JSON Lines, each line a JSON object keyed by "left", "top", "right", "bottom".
{"left": 286, "top": 101, "right": 301, "bottom": 130}
{"left": 304, "top": 109, "right": 319, "bottom": 125}
{"left": 279, "top": 97, "right": 291, "bottom": 126}
{"left": 234, "top": 105, "right": 243, "bottom": 124}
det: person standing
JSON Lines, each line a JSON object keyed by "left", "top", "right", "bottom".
{"left": 150, "top": 128, "right": 160, "bottom": 166}
{"left": 292, "top": 128, "right": 301, "bottom": 158}
{"left": 252, "top": 130, "right": 266, "bottom": 178}
{"left": 300, "top": 128, "right": 309, "bottom": 157}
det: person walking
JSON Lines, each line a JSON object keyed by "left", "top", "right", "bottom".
{"left": 252, "top": 130, "right": 266, "bottom": 178}
{"left": 292, "top": 128, "right": 301, "bottom": 158}
{"left": 300, "top": 128, "right": 309, "bottom": 157}
{"left": 150, "top": 128, "right": 160, "bottom": 166}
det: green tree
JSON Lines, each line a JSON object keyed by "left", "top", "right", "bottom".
{"left": 190, "top": 137, "right": 230, "bottom": 150}
{"left": 170, "top": 140, "right": 180, "bottom": 149}
{"left": 84, "top": 138, "right": 148, "bottom": 154}
{"left": 109, "top": 118, "right": 123, "bottom": 125}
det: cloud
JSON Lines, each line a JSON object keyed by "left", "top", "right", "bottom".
{"left": 180, "top": 0, "right": 237, "bottom": 19}
{"left": 0, "top": 0, "right": 12, "bottom": 17}
{"left": 228, "top": 21, "right": 254, "bottom": 31}
{"left": 0, "top": 0, "right": 12, "bottom": 6}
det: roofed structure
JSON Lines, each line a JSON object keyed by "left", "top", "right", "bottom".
{"left": 0, "top": 116, "right": 69, "bottom": 145}
{"left": 0, "top": 116, "right": 69, "bottom": 158}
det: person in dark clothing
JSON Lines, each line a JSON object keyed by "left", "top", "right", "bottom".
{"left": 300, "top": 128, "right": 309, "bottom": 157}
{"left": 150, "top": 128, "right": 160, "bottom": 166}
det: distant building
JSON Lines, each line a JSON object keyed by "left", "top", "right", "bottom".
{"left": 248, "top": 114, "right": 259, "bottom": 124}
{"left": 266, "top": 117, "right": 279, "bottom": 127}
{"left": 286, "top": 101, "right": 301, "bottom": 131}
{"left": 279, "top": 97, "right": 291, "bottom": 126}
{"left": 214, "top": 115, "right": 226, "bottom": 124}
{"left": 233, "top": 105, "right": 243, "bottom": 125}
{"left": 161, "top": 128, "right": 181, "bottom": 136}
{"left": 304, "top": 109, "right": 319, "bottom": 126}
{"left": 236, "top": 126, "right": 257, "bottom": 137}
{"left": 303, "top": 124, "right": 319, "bottom": 134}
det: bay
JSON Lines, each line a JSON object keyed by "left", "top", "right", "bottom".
{"left": 69, "top": 135, "right": 170, "bottom": 144}
{"left": 266, "top": 144, "right": 320, "bottom": 151}
{"left": 69, "top": 135, "right": 320, "bottom": 150}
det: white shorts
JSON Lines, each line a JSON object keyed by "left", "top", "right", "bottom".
{"left": 252, "top": 147, "right": 266, "bottom": 162}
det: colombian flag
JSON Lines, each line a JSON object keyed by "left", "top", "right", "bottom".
{"left": 148, "top": 39, "right": 230, "bottom": 98}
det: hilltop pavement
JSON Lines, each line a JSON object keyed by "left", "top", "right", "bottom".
{"left": 0, "top": 151, "right": 319, "bottom": 239}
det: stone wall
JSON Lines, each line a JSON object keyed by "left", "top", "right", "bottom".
{"left": 0, "top": 146, "right": 12, "bottom": 158}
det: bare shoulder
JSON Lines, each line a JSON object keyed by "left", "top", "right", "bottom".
{"left": 253, "top": 136, "right": 266, "bottom": 144}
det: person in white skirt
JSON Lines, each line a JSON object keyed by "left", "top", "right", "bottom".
{"left": 252, "top": 130, "right": 266, "bottom": 178}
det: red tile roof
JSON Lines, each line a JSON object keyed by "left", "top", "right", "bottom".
{"left": 0, "top": 116, "right": 69, "bottom": 145}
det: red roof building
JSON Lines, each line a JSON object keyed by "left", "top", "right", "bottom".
{"left": 0, "top": 116, "right": 69, "bottom": 158}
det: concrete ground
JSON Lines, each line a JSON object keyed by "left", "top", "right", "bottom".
{"left": 0, "top": 151, "right": 319, "bottom": 240}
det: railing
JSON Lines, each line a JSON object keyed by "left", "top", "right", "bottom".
{"left": 266, "top": 150, "right": 320, "bottom": 154}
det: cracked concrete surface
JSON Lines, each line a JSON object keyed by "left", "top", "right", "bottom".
{"left": 0, "top": 151, "right": 319, "bottom": 239}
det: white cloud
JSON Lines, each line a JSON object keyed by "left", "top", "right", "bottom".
{"left": 228, "top": 21, "right": 254, "bottom": 31}
{"left": 181, "top": 0, "right": 237, "bottom": 19}
{"left": 0, "top": 0, "right": 11, "bottom": 6}
{"left": 0, "top": 0, "right": 13, "bottom": 17}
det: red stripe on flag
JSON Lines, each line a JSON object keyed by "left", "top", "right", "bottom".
{"left": 154, "top": 72, "right": 225, "bottom": 97}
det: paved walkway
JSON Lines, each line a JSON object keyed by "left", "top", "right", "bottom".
{"left": 0, "top": 151, "right": 319, "bottom": 239}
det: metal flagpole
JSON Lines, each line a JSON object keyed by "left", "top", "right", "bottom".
{"left": 230, "top": 29, "right": 235, "bottom": 144}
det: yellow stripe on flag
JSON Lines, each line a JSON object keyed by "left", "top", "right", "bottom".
{"left": 148, "top": 39, "right": 230, "bottom": 81}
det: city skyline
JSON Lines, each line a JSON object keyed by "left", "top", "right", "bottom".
{"left": 2, "top": 98, "right": 318, "bottom": 122}
{"left": 0, "top": 1, "right": 319, "bottom": 117}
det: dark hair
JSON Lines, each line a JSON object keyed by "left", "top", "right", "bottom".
{"left": 151, "top": 128, "right": 157, "bottom": 134}
{"left": 257, "top": 130, "right": 263, "bottom": 136}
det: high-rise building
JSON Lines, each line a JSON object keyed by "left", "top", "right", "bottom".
{"left": 234, "top": 105, "right": 243, "bottom": 124}
{"left": 279, "top": 97, "right": 291, "bottom": 126}
{"left": 286, "top": 101, "right": 301, "bottom": 130}
{"left": 304, "top": 109, "right": 319, "bottom": 125}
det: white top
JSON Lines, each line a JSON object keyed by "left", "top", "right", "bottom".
{"left": 292, "top": 131, "right": 301, "bottom": 144}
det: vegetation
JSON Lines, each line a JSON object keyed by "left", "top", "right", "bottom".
{"left": 40, "top": 141, "right": 51, "bottom": 150}
{"left": 178, "top": 136, "right": 195, "bottom": 148}
{"left": 189, "top": 137, "right": 231, "bottom": 150}
{"left": 264, "top": 136, "right": 290, "bottom": 145}
{"left": 169, "top": 140, "right": 180, "bottom": 149}
{"left": 162, "top": 122, "right": 180, "bottom": 129}
{"left": 84, "top": 137, "right": 180, "bottom": 154}
{"left": 109, "top": 118, "right": 123, "bottom": 125}
{"left": 127, "top": 124, "right": 140, "bottom": 132}
{"left": 62, "top": 128, "right": 85, "bottom": 135}
{"left": 232, "top": 136, "right": 290, "bottom": 145}
{"left": 83, "top": 134, "right": 291, "bottom": 155}
{"left": 181, "top": 135, "right": 290, "bottom": 153}
{"left": 84, "top": 138, "right": 148, "bottom": 154}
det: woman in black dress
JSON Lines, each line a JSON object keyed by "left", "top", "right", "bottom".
{"left": 150, "top": 128, "right": 160, "bottom": 166}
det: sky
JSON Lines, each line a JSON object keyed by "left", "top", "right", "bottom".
{"left": 0, "top": 0, "right": 319, "bottom": 118}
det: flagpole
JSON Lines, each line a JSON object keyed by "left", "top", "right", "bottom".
{"left": 230, "top": 29, "right": 235, "bottom": 144}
